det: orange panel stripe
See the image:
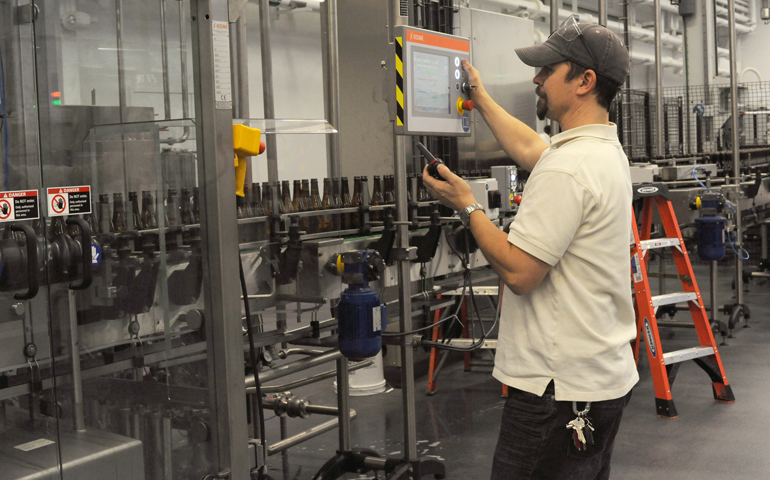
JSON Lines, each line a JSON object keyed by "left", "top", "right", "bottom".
{"left": 406, "top": 29, "right": 469, "bottom": 53}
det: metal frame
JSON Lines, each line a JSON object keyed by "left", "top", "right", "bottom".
{"left": 191, "top": 0, "right": 250, "bottom": 477}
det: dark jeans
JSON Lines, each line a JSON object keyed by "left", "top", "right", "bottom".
{"left": 490, "top": 382, "right": 632, "bottom": 480}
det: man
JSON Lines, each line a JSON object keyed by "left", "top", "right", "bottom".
{"left": 423, "top": 19, "right": 638, "bottom": 480}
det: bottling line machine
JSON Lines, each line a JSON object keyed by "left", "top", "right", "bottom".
{"left": 0, "top": 1, "right": 532, "bottom": 479}
{"left": 1, "top": 0, "right": 768, "bottom": 479}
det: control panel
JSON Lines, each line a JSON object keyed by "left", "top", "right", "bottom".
{"left": 394, "top": 26, "right": 472, "bottom": 136}
{"left": 490, "top": 165, "right": 520, "bottom": 213}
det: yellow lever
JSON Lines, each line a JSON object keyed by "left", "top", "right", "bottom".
{"left": 232, "top": 124, "right": 266, "bottom": 197}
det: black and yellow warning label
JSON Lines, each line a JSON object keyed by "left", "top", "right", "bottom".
{"left": 395, "top": 36, "right": 404, "bottom": 126}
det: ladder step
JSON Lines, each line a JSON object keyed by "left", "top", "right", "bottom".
{"left": 640, "top": 238, "right": 681, "bottom": 251}
{"left": 651, "top": 291, "right": 698, "bottom": 307}
{"left": 663, "top": 346, "right": 715, "bottom": 365}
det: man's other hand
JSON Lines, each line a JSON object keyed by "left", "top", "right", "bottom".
{"left": 461, "top": 59, "right": 486, "bottom": 101}
{"left": 423, "top": 164, "right": 476, "bottom": 212}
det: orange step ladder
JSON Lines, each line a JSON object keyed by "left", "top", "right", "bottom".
{"left": 630, "top": 183, "right": 734, "bottom": 418}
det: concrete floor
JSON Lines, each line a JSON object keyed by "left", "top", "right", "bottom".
{"left": 262, "top": 263, "right": 770, "bottom": 479}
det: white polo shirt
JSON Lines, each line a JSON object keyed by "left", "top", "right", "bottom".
{"left": 492, "top": 123, "right": 639, "bottom": 402}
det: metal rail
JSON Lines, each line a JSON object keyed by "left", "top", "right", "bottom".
{"left": 258, "top": 0, "right": 279, "bottom": 181}
{"left": 654, "top": 0, "right": 665, "bottom": 158}
{"left": 267, "top": 409, "right": 357, "bottom": 456}
{"left": 727, "top": 0, "right": 744, "bottom": 308}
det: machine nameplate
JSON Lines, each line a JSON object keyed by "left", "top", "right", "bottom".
{"left": 0, "top": 190, "right": 39, "bottom": 222}
{"left": 212, "top": 20, "right": 232, "bottom": 109}
{"left": 46, "top": 185, "right": 91, "bottom": 216}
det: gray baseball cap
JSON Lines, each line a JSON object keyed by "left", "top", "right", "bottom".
{"left": 515, "top": 17, "right": 630, "bottom": 86}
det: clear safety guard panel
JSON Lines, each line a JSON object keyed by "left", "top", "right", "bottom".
{"left": 3, "top": 0, "right": 230, "bottom": 478}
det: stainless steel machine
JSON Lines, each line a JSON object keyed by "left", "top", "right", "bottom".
{"left": 0, "top": 1, "right": 535, "bottom": 479}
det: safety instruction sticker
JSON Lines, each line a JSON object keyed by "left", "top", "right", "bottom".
{"left": 46, "top": 186, "right": 91, "bottom": 217}
{"left": 0, "top": 190, "right": 39, "bottom": 222}
{"left": 631, "top": 253, "right": 643, "bottom": 284}
{"left": 212, "top": 20, "right": 232, "bottom": 109}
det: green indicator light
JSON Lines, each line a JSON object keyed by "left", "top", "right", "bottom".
{"left": 52, "top": 100, "right": 61, "bottom": 105}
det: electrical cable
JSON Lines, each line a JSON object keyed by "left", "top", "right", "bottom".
{"left": 239, "top": 257, "right": 266, "bottom": 480}
{"left": 0, "top": 42, "right": 9, "bottom": 190}
{"left": 421, "top": 226, "right": 501, "bottom": 352}
{"left": 692, "top": 166, "right": 750, "bottom": 260}
{"left": 382, "top": 286, "right": 463, "bottom": 337}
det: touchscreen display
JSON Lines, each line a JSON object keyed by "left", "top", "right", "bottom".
{"left": 413, "top": 51, "right": 450, "bottom": 115}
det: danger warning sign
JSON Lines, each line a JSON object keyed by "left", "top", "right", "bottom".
{"left": 0, "top": 190, "right": 40, "bottom": 222}
{"left": 46, "top": 186, "right": 91, "bottom": 217}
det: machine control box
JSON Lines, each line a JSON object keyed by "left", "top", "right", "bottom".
{"left": 466, "top": 178, "right": 500, "bottom": 220}
{"left": 490, "top": 165, "right": 520, "bottom": 212}
{"left": 394, "top": 26, "right": 472, "bottom": 136}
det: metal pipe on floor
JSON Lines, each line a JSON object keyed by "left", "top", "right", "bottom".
{"left": 267, "top": 409, "right": 357, "bottom": 456}
{"left": 244, "top": 350, "right": 343, "bottom": 387}
{"left": 654, "top": 0, "right": 665, "bottom": 158}
{"left": 727, "top": 0, "right": 744, "bottom": 308}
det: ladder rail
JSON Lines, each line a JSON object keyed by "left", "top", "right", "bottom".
{"left": 653, "top": 196, "right": 727, "bottom": 358}
{"left": 631, "top": 193, "right": 734, "bottom": 418}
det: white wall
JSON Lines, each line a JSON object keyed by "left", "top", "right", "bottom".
{"left": 739, "top": 24, "right": 770, "bottom": 83}
{"left": 245, "top": 4, "right": 329, "bottom": 185}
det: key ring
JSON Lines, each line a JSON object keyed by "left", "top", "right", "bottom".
{"left": 572, "top": 401, "right": 591, "bottom": 416}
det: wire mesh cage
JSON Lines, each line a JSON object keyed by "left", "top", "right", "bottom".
{"left": 614, "top": 82, "right": 770, "bottom": 164}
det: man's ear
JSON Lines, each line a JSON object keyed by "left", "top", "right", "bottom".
{"left": 576, "top": 69, "right": 597, "bottom": 97}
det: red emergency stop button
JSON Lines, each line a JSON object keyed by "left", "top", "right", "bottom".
{"left": 513, "top": 195, "right": 522, "bottom": 205}
{"left": 456, "top": 97, "right": 474, "bottom": 115}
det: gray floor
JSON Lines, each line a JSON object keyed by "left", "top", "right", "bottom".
{"left": 263, "top": 263, "right": 770, "bottom": 479}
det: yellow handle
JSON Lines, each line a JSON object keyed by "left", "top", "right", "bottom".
{"left": 235, "top": 154, "right": 248, "bottom": 197}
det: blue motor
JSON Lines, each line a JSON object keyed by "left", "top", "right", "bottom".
{"left": 695, "top": 193, "right": 726, "bottom": 261}
{"left": 330, "top": 250, "right": 387, "bottom": 360}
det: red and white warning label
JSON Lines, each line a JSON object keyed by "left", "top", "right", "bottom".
{"left": 46, "top": 186, "right": 92, "bottom": 217}
{"left": 0, "top": 190, "right": 40, "bottom": 222}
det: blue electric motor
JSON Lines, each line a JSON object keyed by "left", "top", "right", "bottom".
{"left": 695, "top": 193, "right": 726, "bottom": 261}
{"left": 332, "top": 250, "right": 387, "bottom": 360}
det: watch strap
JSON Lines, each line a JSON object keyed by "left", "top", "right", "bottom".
{"left": 460, "top": 202, "right": 484, "bottom": 226}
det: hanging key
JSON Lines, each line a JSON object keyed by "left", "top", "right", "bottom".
{"left": 567, "top": 416, "right": 587, "bottom": 446}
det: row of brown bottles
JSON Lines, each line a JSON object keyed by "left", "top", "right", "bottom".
{"left": 239, "top": 175, "right": 403, "bottom": 235}
{"left": 93, "top": 189, "right": 200, "bottom": 235}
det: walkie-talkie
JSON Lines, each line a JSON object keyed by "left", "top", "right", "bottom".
{"left": 416, "top": 142, "right": 447, "bottom": 182}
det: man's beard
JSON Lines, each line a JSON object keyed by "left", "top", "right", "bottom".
{"left": 536, "top": 95, "right": 548, "bottom": 121}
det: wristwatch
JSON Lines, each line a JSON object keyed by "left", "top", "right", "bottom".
{"left": 459, "top": 203, "right": 484, "bottom": 227}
